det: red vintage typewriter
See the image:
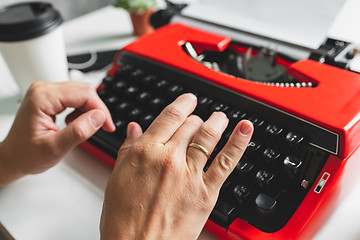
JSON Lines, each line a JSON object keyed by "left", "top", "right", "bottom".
{"left": 79, "top": 10, "right": 360, "bottom": 240}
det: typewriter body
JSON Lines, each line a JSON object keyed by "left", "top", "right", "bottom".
{"left": 80, "top": 15, "right": 360, "bottom": 240}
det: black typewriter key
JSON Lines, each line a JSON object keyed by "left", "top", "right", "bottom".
{"left": 112, "top": 81, "right": 127, "bottom": 93}
{"left": 196, "top": 96, "right": 213, "bottom": 119}
{"left": 154, "top": 79, "right": 170, "bottom": 92}
{"left": 114, "top": 119, "right": 127, "bottom": 129}
{"left": 101, "top": 75, "right": 114, "bottom": 87}
{"left": 166, "top": 84, "right": 184, "bottom": 98}
{"left": 103, "top": 96, "right": 118, "bottom": 109}
{"left": 128, "top": 69, "right": 144, "bottom": 82}
{"left": 255, "top": 193, "right": 277, "bottom": 216}
{"left": 114, "top": 101, "right": 131, "bottom": 114}
{"left": 137, "top": 92, "right": 152, "bottom": 104}
{"left": 283, "top": 156, "right": 302, "bottom": 177}
{"left": 247, "top": 140, "right": 261, "bottom": 152}
{"left": 116, "top": 64, "right": 134, "bottom": 78}
{"left": 114, "top": 119, "right": 128, "bottom": 136}
{"left": 229, "top": 109, "right": 246, "bottom": 122}
{"left": 149, "top": 97, "right": 165, "bottom": 110}
{"left": 127, "top": 108, "right": 143, "bottom": 121}
{"left": 255, "top": 170, "right": 274, "bottom": 188}
{"left": 212, "top": 199, "right": 236, "bottom": 225}
{"left": 265, "top": 124, "right": 283, "bottom": 136}
{"left": 263, "top": 148, "right": 281, "bottom": 163}
{"left": 235, "top": 159, "right": 254, "bottom": 176}
{"left": 285, "top": 131, "right": 304, "bottom": 146}
{"left": 141, "top": 74, "right": 157, "bottom": 86}
{"left": 197, "top": 96, "right": 213, "bottom": 108}
{"left": 247, "top": 116, "right": 264, "bottom": 128}
{"left": 212, "top": 103, "right": 229, "bottom": 113}
{"left": 124, "top": 86, "right": 139, "bottom": 98}
{"left": 139, "top": 114, "right": 155, "bottom": 129}
{"left": 233, "top": 184, "right": 251, "bottom": 204}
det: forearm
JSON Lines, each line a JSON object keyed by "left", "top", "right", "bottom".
{"left": 0, "top": 140, "right": 25, "bottom": 187}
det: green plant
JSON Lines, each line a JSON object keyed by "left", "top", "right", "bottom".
{"left": 112, "top": 0, "right": 157, "bottom": 14}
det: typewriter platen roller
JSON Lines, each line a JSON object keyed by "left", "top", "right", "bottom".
{"left": 80, "top": 23, "right": 360, "bottom": 240}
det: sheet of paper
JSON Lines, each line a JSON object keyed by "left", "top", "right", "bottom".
{"left": 181, "top": 0, "right": 346, "bottom": 49}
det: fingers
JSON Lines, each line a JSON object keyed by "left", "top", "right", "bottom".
{"left": 54, "top": 109, "right": 107, "bottom": 154}
{"left": 125, "top": 122, "right": 143, "bottom": 144}
{"left": 185, "top": 112, "right": 229, "bottom": 173}
{"left": 115, "top": 122, "right": 143, "bottom": 162}
{"left": 143, "top": 93, "right": 197, "bottom": 144}
{"left": 122, "top": 122, "right": 143, "bottom": 149}
{"left": 203, "top": 120, "right": 253, "bottom": 191}
{"left": 29, "top": 81, "right": 115, "bottom": 132}
{"left": 168, "top": 114, "right": 203, "bottom": 156}
{"left": 59, "top": 82, "right": 115, "bottom": 133}
{"left": 113, "top": 122, "right": 144, "bottom": 168}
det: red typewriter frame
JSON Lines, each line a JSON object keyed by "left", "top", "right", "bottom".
{"left": 81, "top": 24, "right": 360, "bottom": 240}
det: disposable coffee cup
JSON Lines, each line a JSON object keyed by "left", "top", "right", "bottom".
{"left": 0, "top": 2, "right": 69, "bottom": 97}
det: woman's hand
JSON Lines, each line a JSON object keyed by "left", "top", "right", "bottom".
{"left": 100, "top": 93, "right": 253, "bottom": 240}
{"left": 0, "top": 81, "right": 115, "bottom": 186}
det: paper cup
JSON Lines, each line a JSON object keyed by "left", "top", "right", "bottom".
{"left": 0, "top": 2, "right": 69, "bottom": 97}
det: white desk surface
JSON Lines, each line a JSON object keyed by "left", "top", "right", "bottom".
{"left": 1, "top": 3, "right": 360, "bottom": 240}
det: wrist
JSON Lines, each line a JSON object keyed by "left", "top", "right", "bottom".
{"left": 0, "top": 140, "right": 25, "bottom": 186}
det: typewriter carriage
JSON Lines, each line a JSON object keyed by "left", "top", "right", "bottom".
{"left": 182, "top": 41, "right": 318, "bottom": 87}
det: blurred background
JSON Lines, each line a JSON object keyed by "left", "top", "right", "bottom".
{"left": 0, "top": 0, "right": 195, "bottom": 20}
{"left": 0, "top": 0, "right": 111, "bottom": 20}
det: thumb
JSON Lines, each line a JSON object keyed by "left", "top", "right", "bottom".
{"left": 55, "top": 109, "right": 106, "bottom": 153}
{"left": 116, "top": 122, "right": 143, "bottom": 161}
{"left": 123, "top": 122, "right": 143, "bottom": 146}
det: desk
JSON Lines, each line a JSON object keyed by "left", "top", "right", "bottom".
{"left": 1, "top": 4, "right": 360, "bottom": 240}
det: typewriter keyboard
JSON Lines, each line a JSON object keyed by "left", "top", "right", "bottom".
{"left": 91, "top": 52, "right": 330, "bottom": 233}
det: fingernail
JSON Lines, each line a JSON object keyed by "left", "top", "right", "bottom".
{"left": 127, "top": 122, "right": 134, "bottom": 136}
{"left": 240, "top": 121, "right": 253, "bottom": 135}
{"left": 90, "top": 111, "right": 105, "bottom": 128}
{"left": 185, "top": 93, "right": 197, "bottom": 101}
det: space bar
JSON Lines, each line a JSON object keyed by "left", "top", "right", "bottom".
{"left": 87, "top": 129, "right": 122, "bottom": 159}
